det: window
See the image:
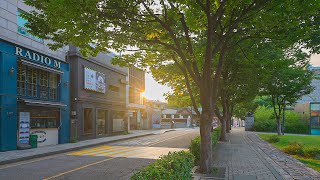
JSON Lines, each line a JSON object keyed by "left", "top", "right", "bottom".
{"left": 17, "top": 10, "right": 44, "bottom": 43}
{"left": 84, "top": 108, "right": 93, "bottom": 135}
{"left": 27, "top": 67, "right": 38, "bottom": 97}
{"left": 17, "top": 65, "right": 59, "bottom": 100}
{"left": 17, "top": 63, "right": 27, "bottom": 96}
{"left": 108, "top": 85, "right": 120, "bottom": 92}
{"left": 174, "top": 114, "right": 180, "bottom": 119}
{"left": 39, "top": 70, "right": 49, "bottom": 99}
{"left": 49, "top": 74, "right": 58, "bottom": 100}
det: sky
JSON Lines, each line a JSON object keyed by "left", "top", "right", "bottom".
{"left": 144, "top": 54, "right": 320, "bottom": 102}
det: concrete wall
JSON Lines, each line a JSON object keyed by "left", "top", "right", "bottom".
{"left": 0, "top": 0, "right": 67, "bottom": 61}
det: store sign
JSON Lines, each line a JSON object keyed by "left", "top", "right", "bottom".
{"left": 311, "top": 103, "right": 320, "bottom": 111}
{"left": 84, "top": 67, "right": 106, "bottom": 93}
{"left": 15, "top": 46, "right": 61, "bottom": 69}
{"left": 19, "top": 112, "right": 30, "bottom": 144}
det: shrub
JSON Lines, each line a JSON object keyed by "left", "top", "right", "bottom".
{"left": 284, "top": 111, "right": 309, "bottom": 134}
{"left": 283, "top": 142, "right": 304, "bottom": 155}
{"left": 303, "top": 146, "right": 320, "bottom": 158}
{"left": 189, "top": 127, "right": 221, "bottom": 164}
{"left": 189, "top": 136, "right": 201, "bottom": 164}
{"left": 212, "top": 127, "right": 221, "bottom": 145}
{"left": 266, "top": 135, "right": 280, "bottom": 143}
{"left": 131, "top": 151, "right": 194, "bottom": 180}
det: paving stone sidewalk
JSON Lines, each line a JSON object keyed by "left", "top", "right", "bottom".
{"left": 0, "top": 128, "right": 176, "bottom": 165}
{"left": 193, "top": 127, "right": 320, "bottom": 180}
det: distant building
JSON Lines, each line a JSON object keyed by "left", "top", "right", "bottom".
{"left": 127, "top": 67, "right": 146, "bottom": 130}
{"left": 294, "top": 66, "right": 320, "bottom": 135}
{"left": 161, "top": 108, "right": 196, "bottom": 128}
{"left": 145, "top": 100, "right": 167, "bottom": 129}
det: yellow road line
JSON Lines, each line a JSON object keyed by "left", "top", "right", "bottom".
{"left": 43, "top": 157, "right": 114, "bottom": 180}
{"left": 147, "top": 132, "right": 190, "bottom": 146}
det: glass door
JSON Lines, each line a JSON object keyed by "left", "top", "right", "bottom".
{"left": 97, "top": 110, "right": 107, "bottom": 135}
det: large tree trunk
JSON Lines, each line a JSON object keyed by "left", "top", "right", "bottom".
{"left": 199, "top": 111, "right": 213, "bottom": 173}
{"left": 220, "top": 119, "right": 227, "bottom": 141}
{"left": 277, "top": 117, "right": 282, "bottom": 135}
{"left": 226, "top": 113, "right": 231, "bottom": 133}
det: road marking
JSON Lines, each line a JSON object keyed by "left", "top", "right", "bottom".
{"left": 43, "top": 157, "right": 114, "bottom": 180}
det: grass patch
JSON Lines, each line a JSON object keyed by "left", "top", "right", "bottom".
{"left": 258, "top": 134, "right": 320, "bottom": 150}
{"left": 294, "top": 156, "right": 320, "bottom": 172}
{"left": 259, "top": 134, "right": 320, "bottom": 172}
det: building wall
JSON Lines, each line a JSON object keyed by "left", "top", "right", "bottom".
{"left": 297, "top": 67, "right": 320, "bottom": 103}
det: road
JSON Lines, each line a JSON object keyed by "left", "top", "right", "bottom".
{"left": 0, "top": 128, "right": 199, "bottom": 180}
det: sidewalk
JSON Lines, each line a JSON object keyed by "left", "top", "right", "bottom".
{"left": 193, "top": 127, "right": 320, "bottom": 180}
{"left": 0, "top": 128, "right": 174, "bottom": 165}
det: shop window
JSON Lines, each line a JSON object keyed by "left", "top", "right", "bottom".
{"left": 30, "top": 110, "right": 59, "bottom": 128}
{"left": 113, "top": 111, "right": 124, "bottom": 132}
{"left": 17, "top": 63, "right": 27, "bottom": 96}
{"left": 27, "top": 67, "right": 38, "bottom": 97}
{"left": 97, "top": 110, "right": 106, "bottom": 135}
{"left": 17, "top": 10, "right": 44, "bottom": 43}
{"left": 84, "top": 108, "right": 93, "bottom": 135}
{"left": 39, "top": 70, "right": 49, "bottom": 99}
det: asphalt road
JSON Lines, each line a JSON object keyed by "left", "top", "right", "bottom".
{"left": 0, "top": 128, "right": 199, "bottom": 180}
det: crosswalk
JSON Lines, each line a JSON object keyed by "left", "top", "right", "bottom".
{"left": 68, "top": 145, "right": 188, "bottom": 159}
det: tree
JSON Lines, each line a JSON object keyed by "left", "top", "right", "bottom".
{"left": 23, "top": 0, "right": 320, "bottom": 173}
{"left": 260, "top": 47, "right": 314, "bottom": 135}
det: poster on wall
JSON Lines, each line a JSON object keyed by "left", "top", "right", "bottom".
{"left": 19, "top": 112, "right": 30, "bottom": 144}
{"left": 84, "top": 67, "right": 106, "bottom": 93}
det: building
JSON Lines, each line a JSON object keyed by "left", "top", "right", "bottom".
{"left": 161, "top": 108, "right": 195, "bottom": 128}
{"left": 68, "top": 46, "right": 128, "bottom": 141}
{"left": 127, "top": 67, "right": 146, "bottom": 130}
{"left": 0, "top": 1, "right": 70, "bottom": 151}
{"left": 294, "top": 66, "right": 320, "bottom": 134}
{"left": 145, "top": 100, "right": 167, "bottom": 129}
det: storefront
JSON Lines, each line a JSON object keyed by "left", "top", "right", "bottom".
{"left": 68, "top": 47, "right": 127, "bottom": 141}
{"left": 0, "top": 40, "right": 70, "bottom": 151}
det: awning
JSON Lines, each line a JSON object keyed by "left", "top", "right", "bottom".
{"left": 20, "top": 98, "right": 67, "bottom": 108}
{"left": 19, "top": 59, "right": 64, "bottom": 74}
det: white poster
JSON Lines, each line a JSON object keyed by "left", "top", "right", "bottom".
{"left": 19, "top": 112, "right": 30, "bottom": 144}
{"left": 84, "top": 67, "right": 96, "bottom": 90}
{"left": 84, "top": 67, "right": 106, "bottom": 93}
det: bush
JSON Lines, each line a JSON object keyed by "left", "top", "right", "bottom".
{"left": 303, "top": 147, "right": 320, "bottom": 158}
{"left": 254, "top": 106, "right": 309, "bottom": 134}
{"left": 283, "top": 142, "right": 304, "bottom": 155}
{"left": 189, "top": 136, "right": 201, "bottom": 164}
{"left": 131, "top": 151, "right": 194, "bottom": 180}
{"left": 212, "top": 127, "right": 221, "bottom": 145}
{"left": 189, "top": 127, "right": 221, "bottom": 164}
{"left": 266, "top": 135, "right": 280, "bottom": 143}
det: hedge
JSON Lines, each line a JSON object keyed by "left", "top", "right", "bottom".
{"left": 254, "top": 106, "right": 309, "bottom": 134}
{"left": 189, "top": 127, "right": 221, "bottom": 164}
{"left": 131, "top": 151, "right": 194, "bottom": 180}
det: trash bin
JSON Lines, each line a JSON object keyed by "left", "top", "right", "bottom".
{"left": 29, "top": 134, "right": 38, "bottom": 148}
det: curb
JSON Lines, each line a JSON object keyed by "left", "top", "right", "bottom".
{"left": 0, "top": 133, "right": 155, "bottom": 166}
